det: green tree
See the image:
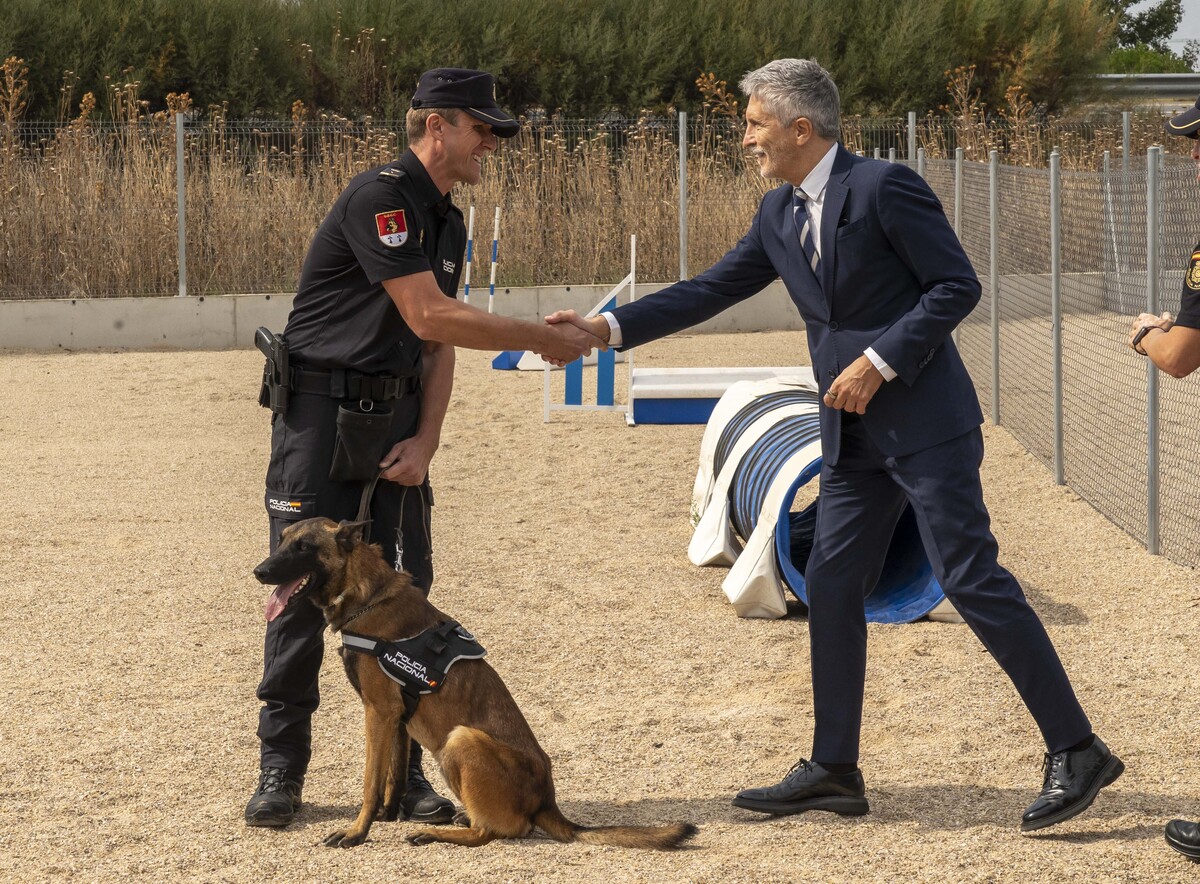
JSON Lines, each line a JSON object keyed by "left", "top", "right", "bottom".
{"left": 3, "top": 0, "right": 1117, "bottom": 120}
{"left": 1107, "top": 0, "right": 1182, "bottom": 51}
{"left": 1103, "top": 0, "right": 1191, "bottom": 72}
{"left": 1107, "top": 44, "right": 1192, "bottom": 72}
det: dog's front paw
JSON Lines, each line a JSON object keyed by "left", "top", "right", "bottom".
{"left": 407, "top": 832, "right": 437, "bottom": 846}
{"left": 323, "top": 829, "right": 366, "bottom": 848}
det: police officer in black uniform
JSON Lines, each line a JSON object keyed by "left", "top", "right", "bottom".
{"left": 246, "top": 68, "right": 603, "bottom": 828}
{"left": 1128, "top": 94, "right": 1200, "bottom": 862}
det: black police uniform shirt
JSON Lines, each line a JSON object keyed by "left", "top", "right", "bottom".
{"left": 1177, "top": 242, "right": 1200, "bottom": 330}
{"left": 283, "top": 148, "right": 466, "bottom": 377}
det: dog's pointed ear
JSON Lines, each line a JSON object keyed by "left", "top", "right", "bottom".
{"left": 335, "top": 519, "right": 370, "bottom": 551}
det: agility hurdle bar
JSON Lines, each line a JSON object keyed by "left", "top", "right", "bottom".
{"left": 543, "top": 236, "right": 636, "bottom": 422}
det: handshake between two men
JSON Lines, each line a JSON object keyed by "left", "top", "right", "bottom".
{"left": 537, "top": 309, "right": 613, "bottom": 367}
{"left": 536, "top": 308, "right": 889, "bottom": 414}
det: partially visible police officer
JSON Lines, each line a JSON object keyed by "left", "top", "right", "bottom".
{"left": 1128, "top": 96, "right": 1200, "bottom": 861}
{"left": 1128, "top": 95, "right": 1200, "bottom": 382}
{"left": 246, "top": 68, "right": 602, "bottom": 828}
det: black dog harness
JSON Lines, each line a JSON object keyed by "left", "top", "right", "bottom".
{"left": 341, "top": 621, "right": 486, "bottom": 723}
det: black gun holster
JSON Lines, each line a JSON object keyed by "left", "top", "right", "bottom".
{"left": 255, "top": 326, "right": 290, "bottom": 416}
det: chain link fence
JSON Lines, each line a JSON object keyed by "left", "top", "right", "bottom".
{"left": 0, "top": 112, "right": 1180, "bottom": 298}
{"left": 3, "top": 114, "right": 1199, "bottom": 567}
{"left": 923, "top": 152, "right": 1200, "bottom": 568}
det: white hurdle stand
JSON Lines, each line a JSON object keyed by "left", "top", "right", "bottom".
{"left": 543, "top": 236, "right": 636, "bottom": 422}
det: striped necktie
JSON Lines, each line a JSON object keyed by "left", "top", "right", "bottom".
{"left": 793, "top": 188, "right": 820, "bottom": 276}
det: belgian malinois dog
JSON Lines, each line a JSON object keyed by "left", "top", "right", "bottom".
{"left": 254, "top": 517, "right": 698, "bottom": 850}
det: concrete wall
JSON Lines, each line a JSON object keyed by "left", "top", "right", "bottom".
{"left": 0, "top": 281, "right": 804, "bottom": 351}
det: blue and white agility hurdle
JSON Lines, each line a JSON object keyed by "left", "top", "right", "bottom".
{"left": 543, "top": 237, "right": 637, "bottom": 422}
{"left": 537, "top": 234, "right": 806, "bottom": 424}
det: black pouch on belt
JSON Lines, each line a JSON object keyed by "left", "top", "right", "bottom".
{"left": 329, "top": 403, "right": 393, "bottom": 482}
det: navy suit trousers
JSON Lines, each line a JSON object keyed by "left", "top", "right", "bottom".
{"left": 806, "top": 416, "right": 1091, "bottom": 764}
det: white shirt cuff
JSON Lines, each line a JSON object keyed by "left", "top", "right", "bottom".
{"left": 864, "top": 347, "right": 896, "bottom": 381}
{"left": 602, "top": 312, "right": 623, "bottom": 348}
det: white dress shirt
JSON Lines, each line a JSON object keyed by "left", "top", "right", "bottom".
{"left": 604, "top": 143, "right": 894, "bottom": 381}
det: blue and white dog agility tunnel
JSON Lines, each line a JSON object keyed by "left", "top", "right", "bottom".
{"left": 688, "top": 372, "right": 961, "bottom": 624}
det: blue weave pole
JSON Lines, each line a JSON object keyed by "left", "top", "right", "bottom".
{"left": 595, "top": 296, "right": 616, "bottom": 406}
{"left": 561, "top": 296, "right": 615, "bottom": 407}
{"left": 564, "top": 358, "right": 583, "bottom": 405}
{"left": 463, "top": 237, "right": 473, "bottom": 303}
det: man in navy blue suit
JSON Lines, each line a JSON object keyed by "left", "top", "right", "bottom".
{"left": 548, "top": 58, "right": 1122, "bottom": 831}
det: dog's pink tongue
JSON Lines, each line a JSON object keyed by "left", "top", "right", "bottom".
{"left": 264, "top": 577, "right": 304, "bottom": 622}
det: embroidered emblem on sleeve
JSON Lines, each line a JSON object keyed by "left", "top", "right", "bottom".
{"left": 1188, "top": 251, "right": 1200, "bottom": 290}
{"left": 375, "top": 210, "right": 408, "bottom": 247}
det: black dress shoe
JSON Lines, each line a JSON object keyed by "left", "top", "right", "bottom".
{"left": 401, "top": 745, "right": 454, "bottom": 824}
{"left": 1165, "top": 819, "right": 1200, "bottom": 860}
{"left": 245, "top": 767, "right": 304, "bottom": 827}
{"left": 1021, "top": 736, "right": 1123, "bottom": 832}
{"left": 732, "top": 759, "right": 869, "bottom": 817}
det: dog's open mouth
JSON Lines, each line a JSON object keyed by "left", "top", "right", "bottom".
{"left": 264, "top": 575, "right": 310, "bottom": 622}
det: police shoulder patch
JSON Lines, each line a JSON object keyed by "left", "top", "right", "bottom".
{"left": 375, "top": 209, "right": 408, "bottom": 247}
{"left": 1188, "top": 250, "right": 1200, "bottom": 290}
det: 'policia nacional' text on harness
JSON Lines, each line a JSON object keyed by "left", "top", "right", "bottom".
{"left": 341, "top": 621, "right": 486, "bottom": 723}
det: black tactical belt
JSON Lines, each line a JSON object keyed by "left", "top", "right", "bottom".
{"left": 289, "top": 366, "right": 419, "bottom": 401}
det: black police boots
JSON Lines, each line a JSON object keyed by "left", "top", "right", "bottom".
{"left": 401, "top": 741, "right": 455, "bottom": 824}
{"left": 245, "top": 767, "right": 304, "bottom": 827}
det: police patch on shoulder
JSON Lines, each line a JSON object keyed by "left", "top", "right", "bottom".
{"left": 1188, "top": 251, "right": 1200, "bottom": 290}
{"left": 375, "top": 210, "right": 408, "bottom": 247}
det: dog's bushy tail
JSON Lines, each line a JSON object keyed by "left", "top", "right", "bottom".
{"left": 533, "top": 805, "right": 697, "bottom": 850}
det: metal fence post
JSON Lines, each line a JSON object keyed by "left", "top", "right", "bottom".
{"left": 1146, "top": 145, "right": 1161, "bottom": 554}
{"left": 873, "top": 147, "right": 881, "bottom": 160}
{"left": 887, "top": 147, "right": 896, "bottom": 163}
{"left": 908, "top": 111, "right": 916, "bottom": 162}
{"left": 954, "top": 147, "right": 963, "bottom": 237}
{"left": 1123, "top": 111, "right": 1131, "bottom": 177}
{"left": 175, "top": 112, "right": 187, "bottom": 297}
{"left": 955, "top": 146, "right": 964, "bottom": 345}
{"left": 990, "top": 149, "right": 1001, "bottom": 426}
{"left": 916, "top": 146, "right": 925, "bottom": 178}
{"left": 1050, "top": 149, "right": 1064, "bottom": 485}
{"left": 678, "top": 111, "right": 688, "bottom": 281}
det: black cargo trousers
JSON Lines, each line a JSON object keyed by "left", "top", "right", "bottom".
{"left": 256, "top": 388, "right": 433, "bottom": 773}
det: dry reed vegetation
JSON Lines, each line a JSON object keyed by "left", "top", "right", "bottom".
{"left": 0, "top": 66, "right": 181, "bottom": 297}
{"left": 0, "top": 60, "right": 1176, "bottom": 299}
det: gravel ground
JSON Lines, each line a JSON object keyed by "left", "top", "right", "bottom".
{"left": 1, "top": 330, "right": 1198, "bottom": 883}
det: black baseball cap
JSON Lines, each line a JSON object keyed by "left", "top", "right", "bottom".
{"left": 1166, "top": 94, "right": 1200, "bottom": 139}
{"left": 410, "top": 68, "right": 520, "bottom": 137}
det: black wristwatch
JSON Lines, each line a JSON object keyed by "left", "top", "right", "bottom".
{"left": 1132, "top": 325, "right": 1159, "bottom": 355}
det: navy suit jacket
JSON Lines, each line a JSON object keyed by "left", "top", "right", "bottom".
{"left": 613, "top": 144, "right": 984, "bottom": 464}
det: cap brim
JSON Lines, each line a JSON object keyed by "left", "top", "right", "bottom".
{"left": 1166, "top": 107, "right": 1200, "bottom": 138}
{"left": 465, "top": 106, "right": 520, "bottom": 138}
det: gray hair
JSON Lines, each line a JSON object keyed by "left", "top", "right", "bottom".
{"left": 739, "top": 59, "right": 840, "bottom": 140}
